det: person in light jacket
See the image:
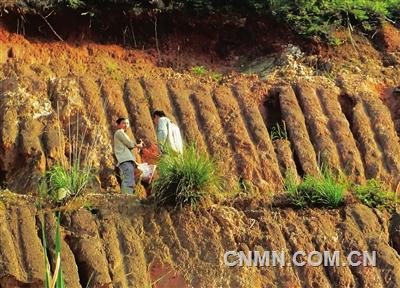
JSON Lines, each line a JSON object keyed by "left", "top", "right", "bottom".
{"left": 114, "top": 117, "right": 143, "bottom": 194}
{"left": 152, "top": 110, "right": 183, "bottom": 155}
{"left": 152, "top": 110, "right": 169, "bottom": 153}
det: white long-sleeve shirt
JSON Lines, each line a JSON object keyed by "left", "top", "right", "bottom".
{"left": 156, "top": 117, "right": 169, "bottom": 152}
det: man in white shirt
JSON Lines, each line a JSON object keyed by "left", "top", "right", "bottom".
{"left": 152, "top": 110, "right": 169, "bottom": 153}
{"left": 114, "top": 117, "right": 143, "bottom": 194}
{"left": 152, "top": 110, "right": 183, "bottom": 154}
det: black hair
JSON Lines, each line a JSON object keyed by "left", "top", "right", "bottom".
{"left": 116, "top": 117, "right": 126, "bottom": 124}
{"left": 152, "top": 110, "right": 166, "bottom": 118}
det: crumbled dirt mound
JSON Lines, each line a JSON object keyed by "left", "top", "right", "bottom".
{"left": 374, "top": 23, "right": 400, "bottom": 66}
{"left": 0, "top": 194, "right": 400, "bottom": 288}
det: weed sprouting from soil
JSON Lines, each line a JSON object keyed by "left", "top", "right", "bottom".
{"left": 353, "top": 179, "right": 399, "bottom": 212}
{"left": 42, "top": 102, "right": 102, "bottom": 203}
{"left": 285, "top": 165, "right": 346, "bottom": 208}
{"left": 190, "top": 66, "right": 224, "bottom": 82}
{"left": 270, "top": 121, "right": 288, "bottom": 141}
{"left": 191, "top": 66, "right": 207, "bottom": 75}
{"left": 39, "top": 210, "right": 65, "bottom": 288}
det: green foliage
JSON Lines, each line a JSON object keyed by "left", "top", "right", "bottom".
{"left": 152, "top": 144, "right": 222, "bottom": 208}
{"left": 210, "top": 72, "right": 223, "bottom": 81}
{"left": 105, "top": 59, "right": 124, "bottom": 81}
{"left": 44, "top": 162, "right": 94, "bottom": 202}
{"left": 329, "top": 37, "right": 343, "bottom": 46}
{"left": 267, "top": 0, "right": 400, "bottom": 39}
{"left": 38, "top": 109, "right": 100, "bottom": 203}
{"left": 67, "top": 0, "right": 84, "bottom": 9}
{"left": 5, "top": 0, "right": 398, "bottom": 42}
{"left": 270, "top": 121, "right": 288, "bottom": 141}
{"left": 285, "top": 166, "right": 346, "bottom": 208}
{"left": 353, "top": 179, "right": 398, "bottom": 211}
{"left": 191, "top": 65, "right": 207, "bottom": 75}
{"left": 42, "top": 211, "right": 65, "bottom": 288}
{"left": 190, "top": 66, "right": 224, "bottom": 82}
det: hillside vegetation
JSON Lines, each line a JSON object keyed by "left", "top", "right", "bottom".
{"left": 2, "top": 0, "right": 400, "bottom": 42}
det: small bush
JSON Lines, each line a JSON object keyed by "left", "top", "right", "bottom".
{"left": 353, "top": 179, "right": 398, "bottom": 211}
{"left": 285, "top": 167, "right": 346, "bottom": 208}
{"left": 152, "top": 144, "right": 222, "bottom": 208}
{"left": 268, "top": 0, "right": 400, "bottom": 40}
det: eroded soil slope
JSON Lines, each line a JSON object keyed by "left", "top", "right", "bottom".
{"left": 1, "top": 15, "right": 400, "bottom": 288}
{"left": 0, "top": 194, "right": 400, "bottom": 288}
{"left": 1, "top": 24, "right": 400, "bottom": 193}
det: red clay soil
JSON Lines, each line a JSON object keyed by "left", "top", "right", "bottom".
{"left": 1, "top": 15, "right": 400, "bottom": 287}
{"left": 1, "top": 21, "right": 400, "bottom": 192}
{"left": 0, "top": 194, "right": 399, "bottom": 287}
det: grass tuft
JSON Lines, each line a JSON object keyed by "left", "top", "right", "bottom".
{"left": 353, "top": 179, "right": 398, "bottom": 211}
{"left": 285, "top": 166, "right": 346, "bottom": 208}
{"left": 270, "top": 121, "right": 288, "bottom": 141}
{"left": 45, "top": 161, "right": 94, "bottom": 202}
{"left": 191, "top": 65, "right": 207, "bottom": 75}
{"left": 40, "top": 106, "right": 101, "bottom": 203}
{"left": 152, "top": 144, "right": 222, "bottom": 208}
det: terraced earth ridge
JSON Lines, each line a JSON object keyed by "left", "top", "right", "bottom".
{"left": 1, "top": 10, "right": 400, "bottom": 288}
{"left": 0, "top": 194, "right": 399, "bottom": 287}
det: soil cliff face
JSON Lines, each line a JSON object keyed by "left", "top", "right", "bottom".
{"left": 1, "top": 11, "right": 400, "bottom": 288}
{"left": 1, "top": 23, "right": 400, "bottom": 193}
{"left": 1, "top": 195, "right": 400, "bottom": 288}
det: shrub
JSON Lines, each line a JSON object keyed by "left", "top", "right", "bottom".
{"left": 152, "top": 144, "right": 222, "bottom": 208}
{"left": 353, "top": 179, "right": 398, "bottom": 211}
{"left": 267, "top": 0, "right": 400, "bottom": 40}
{"left": 285, "top": 167, "right": 346, "bottom": 208}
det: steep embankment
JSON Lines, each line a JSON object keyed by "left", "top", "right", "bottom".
{"left": 1, "top": 24, "right": 400, "bottom": 193}
{"left": 1, "top": 194, "right": 400, "bottom": 288}
{"left": 1, "top": 9, "right": 400, "bottom": 288}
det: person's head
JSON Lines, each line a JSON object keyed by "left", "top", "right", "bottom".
{"left": 152, "top": 110, "right": 166, "bottom": 125}
{"left": 116, "top": 117, "right": 129, "bottom": 131}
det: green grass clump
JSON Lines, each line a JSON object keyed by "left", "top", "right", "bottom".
{"left": 353, "top": 179, "right": 398, "bottom": 211}
{"left": 152, "top": 144, "right": 222, "bottom": 208}
{"left": 191, "top": 65, "right": 207, "bottom": 75}
{"left": 45, "top": 161, "right": 94, "bottom": 202}
{"left": 270, "top": 121, "right": 288, "bottom": 141}
{"left": 285, "top": 167, "right": 346, "bottom": 208}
